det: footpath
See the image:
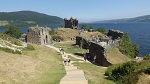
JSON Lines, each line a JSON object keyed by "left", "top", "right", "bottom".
{"left": 46, "top": 45, "right": 88, "bottom": 84}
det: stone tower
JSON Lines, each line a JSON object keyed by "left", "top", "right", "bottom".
{"left": 27, "top": 26, "right": 51, "bottom": 45}
{"left": 64, "top": 17, "right": 79, "bottom": 29}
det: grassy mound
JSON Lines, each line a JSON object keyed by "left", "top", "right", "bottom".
{"left": 106, "top": 48, "right": 130, "bottom": 64}
{"left": 51, "top": 28, "right": 104, "bottom": 41}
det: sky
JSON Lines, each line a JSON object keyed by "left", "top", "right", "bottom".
{"left": 0, "top": 0, "right": 150, "bottom": 22}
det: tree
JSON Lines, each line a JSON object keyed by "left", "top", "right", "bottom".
{"left": 97, "top": 27, "right": 106, "bottom": 33}
{"left": 81, "top": 24, "right": 93, "bottom": 30}
{"left": 5, "top": 24, "right": 22, "bottom": 39}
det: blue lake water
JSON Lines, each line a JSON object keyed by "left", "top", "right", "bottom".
{"left": 83, "top": 23, "right": 150, "bottom": 56}
{"left": 0, "top": 23, "right": 150, "bottom": 56}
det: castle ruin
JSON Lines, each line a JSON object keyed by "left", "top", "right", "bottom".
{"left": 27, "top": 26, "right": 51, "bottom": 45}
{"left": 64, "top": 18, "right": 79, "bottom": 29}
{"left": 76, "top": 29, "right": 124, "bottom": 66}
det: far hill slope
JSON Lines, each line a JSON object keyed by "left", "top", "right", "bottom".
{"left": 0, "top": 11, "right": 64, "bottom": 27}
{"left": 95, "top": 15, "right": 150, "bottom": 23}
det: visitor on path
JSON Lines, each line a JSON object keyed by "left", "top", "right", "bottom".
{"left": 64, "top": 58, "right": 67, "bottom": 65}
{"left": 67, "top": 58, "right": 71, "bottom": 66}
{"left": 61, "top": 48, "right": 64, "bottom": 54}
{"left": 84, "top": 54, "right": 87, "bottom": 61}
{"left": 60, "top": 47, "right": 64, "bottom": 54}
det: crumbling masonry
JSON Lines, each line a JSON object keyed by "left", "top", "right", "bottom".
{"left": 27, "top": 26, "right": 51, "bottom": 45}
{"left": 64, "top": 18, "right": 79, "bottom": 29}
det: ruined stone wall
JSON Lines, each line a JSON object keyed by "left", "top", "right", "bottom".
{"left": 27, "top": 28, "right": 41, "bottom": 45}
{"left": 76, "top": 36, "right": 89, "bottom": 49}
{"left": 27, "top": 26, "right": 51, "bottom": 45}
{"left": 64, "top": 18, "right": 78, "bottom": 29}
{"left": 107, "top": 29, "right": 124, "bottom": 40}
{"left": 89, "top": 42, "right": 111, "bottom": 66}
{"left": 76, "top": 36, "right": 111, "bottom": 66}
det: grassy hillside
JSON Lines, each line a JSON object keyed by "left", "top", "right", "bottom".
{"left": 0, "top": 11, "right": 64, "bottom": 27}
{"left": 0, "top": 44, "right": 65, "bottom": 84}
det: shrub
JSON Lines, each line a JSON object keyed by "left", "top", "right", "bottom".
{"left": 105, "top": 64, "right": 120, "bottom": 77}
{"left": 52, "top": 35, "right": 64, "bottom": 42}
{"left": 144, "top": 67, "right": 150, "bottom": 75}
{"left": 97, "top": 27, "right": 105, "bottom": 33}
{"left": 14, "top": 41, "right": 22, "bottom": 46}
{"left": 0, "top": 47, "right": 21, "bottom": 54}
{"left": 24, "top": 44, "right": 35, "bottom": 51}
{"left": 143, "top": 54, "right": 150, "bottom": 60}
{"left": 81, "top": 24, "right": 93, "bottom": 31}
{"left": 49, "top": 29, "right": 57, "bottom": 35}
{"left": 117, "top": 71, "right": 140, "bottom": 84}
{"left": 106, "top": 61, "right": 138, "bottom": 81}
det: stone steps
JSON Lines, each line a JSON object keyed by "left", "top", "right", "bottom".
{"left": 46, "top": 45, "right": 88, "bottom": 84}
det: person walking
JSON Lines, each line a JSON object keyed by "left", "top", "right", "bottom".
{"left": 64, "top": 58, "right": 67, "bottom": 66}
{"left": 61, "top": 48, "right": 64, "bottom": 54}
{"left": 84, "top": 54, "right": 87, "bottom": 61}
{"left": 68, "top": 58, "right": 71, "bottom": 66}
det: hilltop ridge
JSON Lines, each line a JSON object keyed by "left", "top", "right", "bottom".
{"left": 95, "top": 15, "right": 150, "bottom": 23}
{"left": 0, "top": 11, "right": 64, "bottom": 27}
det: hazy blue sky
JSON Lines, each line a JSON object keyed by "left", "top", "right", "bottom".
{"left": 0, "top": 0, "right": 150, "bottom": 22}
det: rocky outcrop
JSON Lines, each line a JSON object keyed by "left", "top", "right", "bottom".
{"left": 107, "top": 29, "right": 124, "bottom": 40}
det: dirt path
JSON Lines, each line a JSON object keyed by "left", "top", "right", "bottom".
{"left": 46, "top": 45, "right": 88, "bottom": 84}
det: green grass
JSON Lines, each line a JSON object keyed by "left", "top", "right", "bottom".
{"left": 54, "top": 41, "right": 87, "bottom": 57}
{"left": 23, "top": 45, "right": 66, "bottom": 84}
{"left": 73, "top": 62, "right": 115, "bottom": 84}
{"left": 68, "top": 55, "right": 83, "bottom": 61}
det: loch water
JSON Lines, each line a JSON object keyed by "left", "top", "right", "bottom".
{"left": 84, "top": 23, "right": 150, "bottom": 56}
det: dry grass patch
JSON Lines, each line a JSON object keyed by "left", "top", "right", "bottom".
{"left": 0, "top": 44, "right": 65, "bottom": 84}
{"left": 137, "top": 73, "right": 150, "bottom": 84}
{"left": 106, "top": 47, "right": 130, "bottom": 64}
{"left": 56, "top": 28, "right": 79, "bottom": 41}
{"left": 56, "top": 28, "right": 105, "bottom": 41}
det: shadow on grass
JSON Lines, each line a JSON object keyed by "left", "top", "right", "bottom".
{"left": 74, "top": 53, "right": 84, "bottom": 57}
